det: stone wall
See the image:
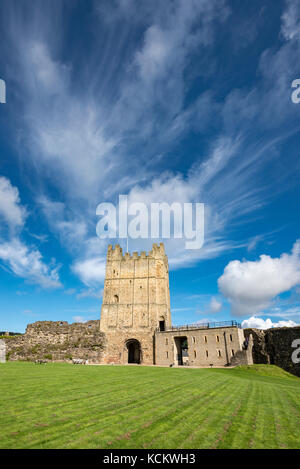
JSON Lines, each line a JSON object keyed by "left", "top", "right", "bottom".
{"left": 154, "top": 326, "right": 252, "bottom": 367}
{"left": 244, "top": 326, "right": 300, "bottom": 377}
{"left": 229, "top": 334, "right": 254, "bottom": 367}
{"left": 243, "top": 328, "right": 269, "bottom": 364}
{"left": 0, "top": 339, "right": 6, "bottom": 363}
{"left": 100, "top": 243, "right": 171, "bottom": 365}
{"left": 3, "top": 320, "right": 105, "bottom": 363}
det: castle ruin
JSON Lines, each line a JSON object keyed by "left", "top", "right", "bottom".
{"left": 2, "top": 242, "right": 256, "bottom": 369}
{"left": 99, "top": 243, "right": 253, "bottom": 367}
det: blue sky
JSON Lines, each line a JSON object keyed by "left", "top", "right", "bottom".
{"left": 0, "top": 0, "right": 300, "bottom": 332}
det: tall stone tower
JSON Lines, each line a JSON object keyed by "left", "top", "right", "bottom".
{"left": 100, "top": 242, "right": 171, "bottom": 364}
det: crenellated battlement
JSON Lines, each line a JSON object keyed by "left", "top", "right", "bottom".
{"left": 107, "top": 242, "right": 167, "bottom": 261}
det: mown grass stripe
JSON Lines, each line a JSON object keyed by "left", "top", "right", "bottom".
{"left": 1, "top": 363, "right": 300, "bottom": 449}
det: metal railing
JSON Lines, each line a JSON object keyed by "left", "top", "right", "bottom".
{"left": 157, "top": 320, "right": 241, "bottom": 332}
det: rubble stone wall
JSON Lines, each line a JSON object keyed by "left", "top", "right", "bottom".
{"left": 3, "top": 320, "right": 105, "bottom": 363}
{"left": 244, "top": 326, "right": 300, "bottom": 377}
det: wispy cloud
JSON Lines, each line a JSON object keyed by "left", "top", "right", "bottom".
{"left": 0, "top": 176, "right": 27, "bottom": 230}
{"left": 0, "top": 175, "right": 61, "bottom": 289}
{"left": 1, "top": 0, "right": 300, "bottom": 292}
{"left": 0, "top": 237, "right": 61, "bottom": 289}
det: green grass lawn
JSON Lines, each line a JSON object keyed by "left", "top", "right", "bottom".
{"left": 0, "top": 362, "right": 300, "bottom": 449}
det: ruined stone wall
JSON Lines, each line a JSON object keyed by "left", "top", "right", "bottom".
{"left": 244, "top": 326, "right": 300, "bottom": 377}
{"left": 243, "top": 328, "right": 270, "bottom": 364}
{"left": 0, "top": 339, "right": 6, "bottom": 363}
{"left": 100, "top": 243, "right": 171, "bottom": 364}
{"left": 229, "top": 334, "right": 254, "bottom": 367}
{"left": 3, "top": 320, "right": 105, "bottom": 363}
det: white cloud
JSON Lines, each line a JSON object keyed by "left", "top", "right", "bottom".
{"left": 209, "top": 297, "right": 222, "bottom": 313}
{"left": 0, "top": 238, "right": 61, "bottom": 289}
{"left": 72, "top": 316, "right": 86, "bottom": 323}
{"left": 76, "top": 288, "right": 103, "bottom": 300}
{"left": 72, "top": 257, "right": 106, "bottom": 287}
{"left": 242, "top": 316, "right": 298, "bottom": 330}
{"left": 111, "top": 0, "right": 230, "bottom": 142}
{"left": 0, "top": 176, "right": 26, "bottom": 229}
{"left": 218, "top": 241, "right": 300, "bottom": 316}
{"left": 0, "top": 176, "right": 61, "bottom": 289}
{"left": 25, "top": 43, "right": 116, "bottom": 199}
{"left": 281, "top": 0, "right": 300, "bottom": 41}
{"left": 64, "top": 288, "right": 76, "bottom": 295}
{"left": 38, "top": 196, "right": 88, "bottom": 251}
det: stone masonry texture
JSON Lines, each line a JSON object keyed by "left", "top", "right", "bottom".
{"left": 244, "top": 326, "right": 300, "bottom": 377}
{"left": 3, "top": 320, "right": 105, "bottom": 363}
{"left": 99, "top": 243, "right": 171, "bottom": 364}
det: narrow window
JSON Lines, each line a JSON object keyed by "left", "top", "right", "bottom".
{"left": 217, "top": 350, "right": 221, "bottom": 357}
{"left": 204, "top": 336, "right": 207, "bottom": 343}
{"left": 165, "top": 338, "right": 168, "bottom": 345}
{"left": 166, "top": 351, "right": 168, "bottom": 358}
{"left": 194, "top": 350, "right": 197, "bottom": 358}
{"left": 206, "top": 350, "right": 208, "bottom": 358}
{"left": 232, "top": 349, "right": 235, "bottom": 356}
{"left": 193, "top": 336, "right": 196, "bottom": 344}
{"left": 230, "top": 334, "right": 233, "bottom": 342}
{"left": 216, "top": 335, "right": 220, "bottom": 343}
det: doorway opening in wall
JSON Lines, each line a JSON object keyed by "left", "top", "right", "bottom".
{"left": 174, "top": 336, "right": 188, "bottom": 365}
{"left": 126, "top": 339, "right": 141, "bottom": 364}
{"left": 159, "top": 320, "right": 165, "bottom": 331}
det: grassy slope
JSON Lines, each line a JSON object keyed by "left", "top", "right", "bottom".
{"left": 0, "top": 363, "right": 299, "bottom": 449}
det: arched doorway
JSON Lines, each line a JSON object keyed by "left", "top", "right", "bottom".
{"left": 126, "top": 339, "right": 141, "bottom": 364}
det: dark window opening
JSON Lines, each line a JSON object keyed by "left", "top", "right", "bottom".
{"left": 159, "top": 320, "right": 165, "bottom": 331}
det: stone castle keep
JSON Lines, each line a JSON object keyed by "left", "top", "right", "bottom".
{"left": 3, "top": 242, "right": 300, "bottom": 375}
{"left": 100, "top": 243, "right": 171, "bottom": 365}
